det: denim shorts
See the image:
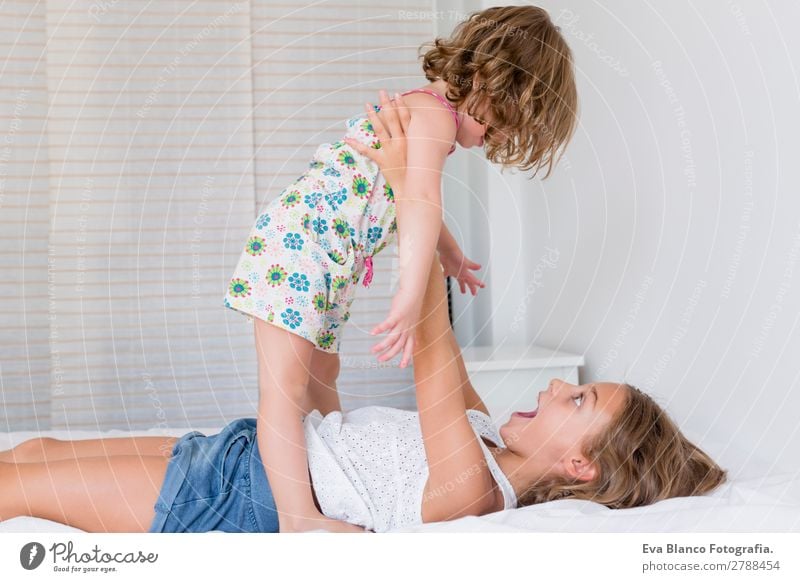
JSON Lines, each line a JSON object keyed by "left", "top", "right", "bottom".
{"left": 148, "top": 418, "right": 279, "bottom": 533}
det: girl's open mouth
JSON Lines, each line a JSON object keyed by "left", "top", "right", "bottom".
{"left": 513, "top": 409, "right": 538, "bottom": 418}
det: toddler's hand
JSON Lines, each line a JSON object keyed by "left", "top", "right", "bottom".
{"left": 440, "top": 246, "right": 486, "bottom": 296}
{"left": 369, "top": 287, "right": 422, "bottom": 368}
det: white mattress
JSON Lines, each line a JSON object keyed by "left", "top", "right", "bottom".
{"left": 1, "top": 426, "right": 798, "bottom": 533}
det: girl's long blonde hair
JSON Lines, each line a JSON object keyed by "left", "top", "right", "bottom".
{"left": 419, "top": 5, "right": 579, "bottom": 178}
{"left": 517, "top": 384, "right": 728, "bottom": 508}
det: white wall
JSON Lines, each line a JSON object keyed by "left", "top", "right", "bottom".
{"left": 471, "top": 0, "right": 800, "bottom": 477}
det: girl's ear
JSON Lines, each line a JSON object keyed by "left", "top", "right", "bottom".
{"left": 567, "top": 456, "right": 598, "bottom": 482}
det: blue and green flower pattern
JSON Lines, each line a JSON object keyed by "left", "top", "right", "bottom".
{"left": 222, "top": 107, "right": 400, "bottom": 353}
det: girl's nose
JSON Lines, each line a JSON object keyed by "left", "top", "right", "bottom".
{"left": 549, "top": 378, "right": 572, "bottom": 394}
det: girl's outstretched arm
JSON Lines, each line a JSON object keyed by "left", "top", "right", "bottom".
{"left": 364, "top": 92, "right": 456, "bottom": 367}
{"left": 351, "top": 93, "right": 486, "bottom": 300}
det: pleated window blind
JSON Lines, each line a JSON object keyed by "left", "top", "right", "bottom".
{"left": 1, "top": 2, "right": 51, "bottom": 431}
{"left": 1, "top": 1, "right": 437, "bottom": 431}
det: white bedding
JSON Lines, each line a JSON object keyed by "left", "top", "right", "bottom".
{"left": 2, "top": 426, "right": 798, "bottom": 533}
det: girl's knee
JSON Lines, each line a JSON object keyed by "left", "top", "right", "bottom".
{"left": 313, "top": 350, "right": 341, "bottom": 378}
{"left": 306, "top": 351, "right": 342, "bottom": 415}
{"left": 14, "top": 437, "right": 59, "bottom": 462}
{"left": 257, "top": 358, "right": 313, "bottom": 404}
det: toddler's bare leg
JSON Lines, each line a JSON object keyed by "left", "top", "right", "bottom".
{"left": 0, "top": 436, "right": 179, "bottom": 463}
{"left": 303, "top": 350, "right": 342, "bottom": 416}
{"left": 253, "top": 318, "right": 317, "bottom": 531}
{"left": 0, "top": 455, "right": 169, "bottom": 532}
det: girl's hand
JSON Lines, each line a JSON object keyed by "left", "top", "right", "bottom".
{"left": 369, "top": 286, "right": 422, "bottom": 368}
{"left": 343, "top": 89, "right": 411, "bottom": 188}
{"left": 439, "top": 246, "right": 486, "bottom": 296}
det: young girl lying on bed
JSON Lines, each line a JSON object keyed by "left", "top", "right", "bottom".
{"left": 0, "top": 96, "right": 727, "bottom": 534}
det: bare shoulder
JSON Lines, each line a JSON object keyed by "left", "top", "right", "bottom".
{"left": 400, "top": 91, "right": 458, "bottom": 136}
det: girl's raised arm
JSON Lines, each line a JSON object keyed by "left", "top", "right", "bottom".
{"left": 348, "top": 98, "right": 495, "bottom": 520}
{"left": 413, "top": 254, "right": 496, "bottom": 522}
{"left": 365, "top": 94, "right": 457, "bottom": 367}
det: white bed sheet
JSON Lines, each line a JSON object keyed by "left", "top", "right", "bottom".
{"left": 1, "top": 427, "right": 798, "bottom": 533}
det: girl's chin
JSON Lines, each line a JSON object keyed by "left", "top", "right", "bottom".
{"left": 499, "top": 413, "right": 532, "bottom": 440}
{"left": 497, "top": 425, "right": 517, "bottom": 450}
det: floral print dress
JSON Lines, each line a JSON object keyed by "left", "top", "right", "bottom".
{"left": 223, "top": 89, "right": 460, "bottom": 353}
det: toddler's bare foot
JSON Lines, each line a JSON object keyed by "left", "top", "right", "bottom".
{"left": 281, "top": 512, "right": 371, "bottom": 533}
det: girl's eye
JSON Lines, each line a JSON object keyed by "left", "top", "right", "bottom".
{"left": 573, "top": 394, "right": 584, "bottom": 407}
{"left": 471, "top": 112, "right": 486, "bottom": 125}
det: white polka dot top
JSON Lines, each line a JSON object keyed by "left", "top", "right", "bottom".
{"left": 303, "top": 405, "right": 518, "bottom": 532}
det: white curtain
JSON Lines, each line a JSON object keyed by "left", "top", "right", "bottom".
{"left": 0, "top": 0, "right": 442, "bottom": 432}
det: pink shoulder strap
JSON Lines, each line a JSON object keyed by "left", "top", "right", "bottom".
{"left": 400, "top": 89, "right": 461, "bottom": 130}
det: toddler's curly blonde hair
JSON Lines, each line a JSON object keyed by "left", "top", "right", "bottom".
{"left": 420, "top": 5, "right": 578, "bottom": 177}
